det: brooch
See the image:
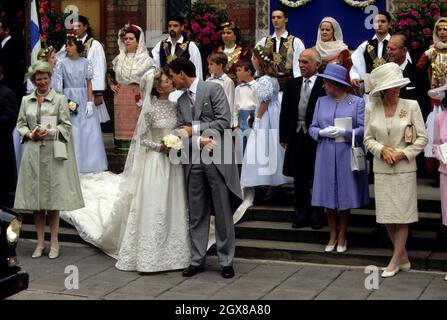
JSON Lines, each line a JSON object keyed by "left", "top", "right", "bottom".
{"left": 163, "top": 42, "right": 169, "bottom": 50}
{"left": 399, "top": 109, "right": 408, "bottom": 118}
{"left": 180, "top": 43, "right": 188, "bottom": 51}
{"left": 348, "top": 99, "right": 355, "bottom": 105}
{"left": 367, "top": 44, "right": 375, "bottom": 53}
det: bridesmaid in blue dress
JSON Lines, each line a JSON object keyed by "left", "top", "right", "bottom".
{"left": 57, "top": 35, "right": 108, "bottom": 173}
{"left": 309, "top": 64, "right": 369, "bottom": 254}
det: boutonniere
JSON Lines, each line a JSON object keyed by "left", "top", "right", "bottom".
{"left": 367, "top": 44, "right": 375, "bottom": 53}
{"left": 265, "top": 37, "right": 274, "bottom": 49}
{"left": 163, "top": 42, "right": 169, "bottom": 50}
{"left": 180, "top": 43, "right": 188, "bottom": 51}
{"left": 399, "top": 109, "right": 408, "bottom": 118}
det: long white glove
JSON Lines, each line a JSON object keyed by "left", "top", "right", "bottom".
{"left": 319, "top": 126, "right": 338, "bottom": 138}
{"left": 85, "top": 101, "right": 94, "bottom": 118}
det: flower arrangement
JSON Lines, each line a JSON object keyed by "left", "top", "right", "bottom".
{"left": 39, "top": 0, "right": 70, "bottom": 50}
{"left": 394, "top": 1, "right": 447, "bottom": 62}
{"left": 182, "top": 2, "right": 233, "bottom": 49}
{"left": 343, "top": 0, "right": 376, "bottom": 8}
{"left": 161, "top": 134, "right": 183, "bottom": 150}
{"left": 279, "top": 0, "right": 312, "bottom": 8}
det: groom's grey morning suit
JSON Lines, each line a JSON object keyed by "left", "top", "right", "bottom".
{"left": 177, "top": 79, "right": 242, "bottom": 268}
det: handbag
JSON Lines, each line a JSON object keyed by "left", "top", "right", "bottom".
{"left": 404, "top": 123, "right": 417, "bottom": 144}
{"left": 53, "top": 130, "right": 68, "bottom": 161}
{"left": 351, "top": 129, "right": 366, "bottom": 171}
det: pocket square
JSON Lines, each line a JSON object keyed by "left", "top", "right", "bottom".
{"left": 406, "top": 87, "right": 416, "bottom": 90}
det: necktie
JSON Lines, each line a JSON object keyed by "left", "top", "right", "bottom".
{"left": 187, "top": 89, "right": 195, "bottom": 118}
{"left": 297, "top": 79, "right": 311, "bottom": 134}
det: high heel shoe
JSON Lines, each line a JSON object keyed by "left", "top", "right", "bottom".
{"left": 32, "top": 246, "right": 45, "bottom": 258}
{"left": 381, "top": 266, "right": 399, "bottom": 278}
{"left": 324, "top": 241, "right": 337, "bottom": 252}
{"left": 398, "top": 262, "right": 411, "bottom": 272}
{"left": 48, "top": 246, "right": 60, "bottom": 259}
{"left": 336, "top": 240, "right": 347, "bottom": 253}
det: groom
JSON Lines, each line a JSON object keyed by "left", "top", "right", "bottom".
{"left": 168, "top": 57, "right": 242, "bottom": 279}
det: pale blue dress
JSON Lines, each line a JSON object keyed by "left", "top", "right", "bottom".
{"left": 240, "top": 75, "right": 292, "bottom": 187}
{"left": 57, "top": 57, "right": 108, "bottom": 173}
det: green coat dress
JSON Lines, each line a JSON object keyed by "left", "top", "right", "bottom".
{"left": 14, "top": 89, "right": 84, "bottom": 211}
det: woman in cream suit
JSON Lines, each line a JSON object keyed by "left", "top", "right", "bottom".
{"left": 364, "top": 63, "right": 428, "bottom": 278}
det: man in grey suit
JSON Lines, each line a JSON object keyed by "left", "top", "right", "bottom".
{"left": 168, "top": 58, "right": 242, "bottom": 279}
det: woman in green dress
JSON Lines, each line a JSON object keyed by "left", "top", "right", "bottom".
{"left": 14, "top": 61, "right": 84, "bottom": 259}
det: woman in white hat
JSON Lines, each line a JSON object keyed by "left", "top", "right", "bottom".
{"left": 364, "top": 62, "right": 428, "bottom": 277}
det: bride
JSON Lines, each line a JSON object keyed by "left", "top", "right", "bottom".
{"left": 61, "top": 68, "right": 191, "bottom": 272}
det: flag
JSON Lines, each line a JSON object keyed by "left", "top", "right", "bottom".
{"left": 30, "top": 0, "right": 41, "bottom": 64}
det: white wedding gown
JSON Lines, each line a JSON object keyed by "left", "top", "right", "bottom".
{"left": 61, "top": 97, "right": 191, "bottom": 272}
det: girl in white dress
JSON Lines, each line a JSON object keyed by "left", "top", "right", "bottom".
{"left": 62, "top": 69, "right": 191, "bottom": 273}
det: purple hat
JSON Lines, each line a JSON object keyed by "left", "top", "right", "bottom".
{"left": 316, "top": 63, "right": 351, "bottom": 87}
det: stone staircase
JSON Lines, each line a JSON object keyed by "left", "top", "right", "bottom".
{"left": 15, "top": 133, "right": 447, "bottom": 271}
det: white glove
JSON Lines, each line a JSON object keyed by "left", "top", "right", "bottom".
{"left": 319, "top": 126, "right": 338, "bottom": 138}
{"left": 85, "top": 101, "right": 94, "bottom": 118}
{"left": 253, "top": 117, "right": 261, "bottom": 130}
{"left": 333, "top": 127, "right": 346, "bottom": 137}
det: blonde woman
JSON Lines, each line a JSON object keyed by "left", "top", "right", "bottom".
{"left": 14, "top": 61, "right": 84, "bottom": 259}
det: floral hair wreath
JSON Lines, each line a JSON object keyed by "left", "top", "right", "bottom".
{"left": 38, "top": 46, "right": 54, "bottom": 60}
{"left": 66, "top": 33, "right": 83, "bottom": 45}
{"left": 119, "top": 24, "right": 141, "bottom": 38}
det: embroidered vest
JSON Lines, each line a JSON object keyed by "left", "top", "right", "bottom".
{"left": 82, "top": 36, "right": 95, "bottom": 58}
{"left": 159, "top": 39, "right": 191, "bottom": 68}
{"left": 264, "top": 35, "right": 294, "bottom": 76}
{"left": 364, "top": 38, "right": 388, "bottom": 74}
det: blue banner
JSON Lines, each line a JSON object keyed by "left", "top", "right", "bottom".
{"left": 270, "top": 0, "right": 387, "bottom": 49}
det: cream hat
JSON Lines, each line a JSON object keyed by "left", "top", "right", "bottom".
{"left": 368, "top": 62, "right": 411, "bottom": 97}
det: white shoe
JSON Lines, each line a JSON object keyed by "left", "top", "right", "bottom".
{"left": 381, "top": 267, "right": 399, "bottom": 278}
{"left": 324, "top": 241, "right": 337, "bottom": 252}
{"left": 444, "top": 275, "right": 447, "bottom": 281}
{"left": 31, "top": 246, "right": 45, "bottom": 259}
{"left": 336, "top": 240, "right": 347, "bottom": 253}
{"left": 398, "top": 262, "right": 411, "bottom": 272}
{"left": 48, "top": 246, "right": 59, "bottom": 259}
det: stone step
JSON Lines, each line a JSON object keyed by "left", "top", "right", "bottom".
{"left": 243, "top": 206, "right": 442, "bottom": 231}
{"left": 231, "top": 239, "right": 447, "bottom": 272}
{"left": 19, "top": 224, "right": 84, "bottom": 244}
{"left": 235, "top": 220, "right": 446, "bottom": 252}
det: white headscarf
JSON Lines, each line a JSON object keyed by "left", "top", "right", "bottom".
{"left": 315, "top": 17, "right": 348, "bottom": 61}
{"left": 112, "top": 24, "right": 154, "bottom": 85}
{"left": 434, "top": 17, "right": 447, "bottom": 50}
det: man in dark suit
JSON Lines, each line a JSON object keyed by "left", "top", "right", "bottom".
{"left": 0, "top": 64, "right": 18, "bottom": 207}
{"left": 0, "top": 17, "right": 24, "bottom": 102}
{"left": 168, "top": 57, "right": 242, "bottom": 279}
{"left": 387, "top": 34, "right": 431, "bottom": 120}
{"left": 280, "top": 48, "right": 326, "bottom": 229}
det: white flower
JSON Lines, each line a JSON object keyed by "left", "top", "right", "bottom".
{"left": 162, "top": 134, "right": 183, "bottom": 150}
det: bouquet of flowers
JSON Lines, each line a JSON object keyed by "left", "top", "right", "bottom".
{"left": 394, "top": 1, "right": 447, "bottom": 62}
{"left": 182, "top": 2, "right": 233, "bottom": 49}
{"left": 161, "top": 134, "right": 183, "bottom": 150}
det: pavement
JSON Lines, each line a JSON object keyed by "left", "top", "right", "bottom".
{"left": 7, "top": 239, "right": 447, "bottom": 301}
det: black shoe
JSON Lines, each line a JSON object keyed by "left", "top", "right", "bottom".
{"left": 292, "top": 220, "right": 308, "bottom": 229}
{"left": 182, "top": 265, "right": 205, "bottom": 277}
{"left": 222, "top": 266, "right": 235, "bottom": 279}
{"left": 311, "top": 223, "right": 323, "bottom": 230}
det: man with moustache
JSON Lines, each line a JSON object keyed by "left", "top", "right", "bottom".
{"left": 152, "top": 16, "right": 203, "bottom": 79}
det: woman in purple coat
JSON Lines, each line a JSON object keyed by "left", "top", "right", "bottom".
{"left": 309, "top": 64, "right": 369, "bottom": 253}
